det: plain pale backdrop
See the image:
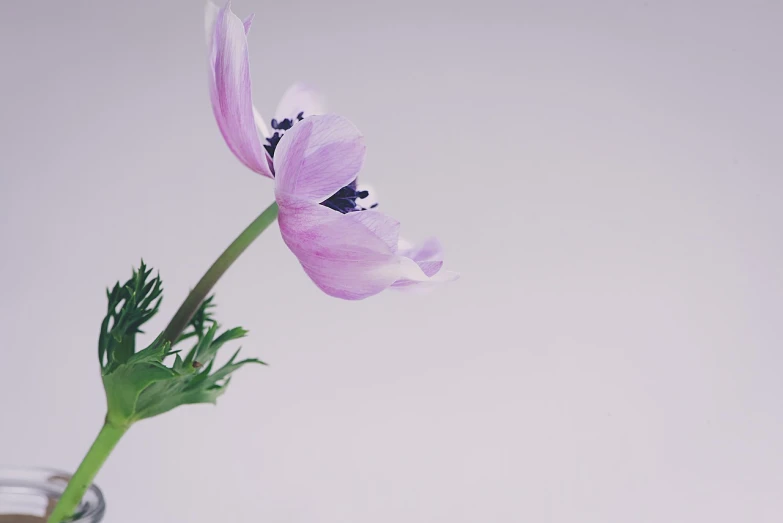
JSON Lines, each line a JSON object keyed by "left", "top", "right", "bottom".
{"left": 1, "top": 0, "right": 782, "bottom": 522}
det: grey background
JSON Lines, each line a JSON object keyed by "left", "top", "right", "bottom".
{"left": 1, "top": 0, "right": 782, "bottom": 521}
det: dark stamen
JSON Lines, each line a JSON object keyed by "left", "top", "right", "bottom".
{"left": 266, "top": 113, "right": 307, "bottom": 158}
{"left": 320, "top": 180, "right": 377, "bottom": 214}
{"left": 271, "top": 118, "right": 295, "bottom": 131}
{"left": 264, "top": 131, "right": 282, "bottom": 157}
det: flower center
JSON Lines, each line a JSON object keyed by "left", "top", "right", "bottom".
{"left": 265, "top": 115, "right": 378, "bottom": 214}
{"left": 263, "top": 112, "right": 305, "bottom": 158}
{"left": 321, "top": 180, "right": 377, "bottom": 214}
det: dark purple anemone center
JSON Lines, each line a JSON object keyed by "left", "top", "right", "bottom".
{"left": 265, "top": 114, "right": 377, "bottom": 214}
{"left": 263, "top": 111, "right": 304, "bottom": 158}
{"left": 321, "top": 180, "right": 376, "bottom": 213}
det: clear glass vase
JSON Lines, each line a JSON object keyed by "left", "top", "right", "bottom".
{"left": 0, "top": 468, "right": 104, "bottom": 523}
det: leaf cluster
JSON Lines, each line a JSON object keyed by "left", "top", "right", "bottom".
{"left": 99, "top": 262, "right": 262, "bottom": 427}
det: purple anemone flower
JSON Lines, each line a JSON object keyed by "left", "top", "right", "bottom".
{"left": 206, "top": 2, "right": 457, "bottom": 299}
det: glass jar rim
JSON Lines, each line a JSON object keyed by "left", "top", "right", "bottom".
{"left": 0, "top": 466, "right": 105, "bottom": 522}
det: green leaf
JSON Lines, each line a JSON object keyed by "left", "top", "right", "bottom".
{"left": 98, "top": 261, "right": 163, "bottom": 371}
{"left": 127, "top": 337, "right": 173, "bottom": 365}
{"left": 130, "top": 351, "right": 261, "bottom": 421}
{"left": 98, "top": 264, "right": 261, "bottom": 426}
{"left": 189, "top": 325, "right": 248, "bottom": 369}
{"left": 183, "top": 322, "right": 218, "bottom": 368}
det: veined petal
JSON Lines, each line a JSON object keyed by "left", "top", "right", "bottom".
{"left": 398, "top": 236, "right": 442, "bottom": 263}
{"left": 392, "top": 263, "right": 459, "bottom": 288}
{"left": 277, "top": 197, "right": 455, "bottom": 299}
{"left": 392, "top": 237, "right": 459, "bottom": 288}
{"left": 277, "top": 198, "right": 399, "bottom": 299}
{"left": 274, "top": 114, "right": 365, "bottom": 202}
{"left": 275, "top": 83, "right": 326, "bottom": 121}
{"left": 205, "top": 2, "right": 219, "bottom": 45}
{"left": 345, "top": 210, "right": 400, "bottom": 252}
{"left": 208, "top": 2, "right": 273, "bottom": 178}
{"left": 242, "top": 13, "right": 255, "bottom": 34}
{"left": 206, "top": 2, "right": 253, "bottom": 47}
{"left": 238, "top": 11, "right": 271, "bottom": 139}
{"left": 277, "top": 196, "right": 394, "bottom": 258}
{"left": 208, "top": 2, "right": 269, "bottom": 138}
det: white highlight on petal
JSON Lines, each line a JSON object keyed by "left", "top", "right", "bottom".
{"left": 397, "top": 256, "right": 431, "bottom": 282}
{"left": 275, "top": 83, "right": 326, "bottom": 121}
{"left": 397, "top": 237, "right": 414, "bottom": 252}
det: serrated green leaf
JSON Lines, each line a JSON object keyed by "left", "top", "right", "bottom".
{"left": 173, "top": 354, "right": 184, "bottom": 373}
{"left": 97, "top": 270, "right": 262, "bottom": 426}
{"left": 98, "top": 262, "right": 164, "bottom": 371}
{"left": 127, "top": 337, "right": 170, "bottom": 365}
{"left": 187, "top": 323, "right": 219, "bottom": 367}
{"left": 204, "top": 356, "right": 264, "bottom": 388}
{"left": 131, "top": 353, "right": 259, "bottom": 421}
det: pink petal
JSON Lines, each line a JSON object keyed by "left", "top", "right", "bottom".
{"left": 414, "top": 260, "right": 444, "bottom": 277}
{"left": 206, "top": 2, "right": 255, "bottom": 40}
{"left": 274, "top": 114, "right": 365, "bottom": 202}
{"left": 398, "top": 237, "right": 443, "bottom": 263}
{"left": 242, "top": 13, "right": 255, "bottom": 34}
{"left": 392, "top": 237, "right": 458, "bottom": 288}
{"left": 277, "top": 196, "right": 456, "bottom": 299}
{"left": 277, "top": 198, "right": 400, "bottom": 300}
{"left": 397, "top": 236, "right": 444, "bottom": 276}
{"left": 345, "top": 210, "right": 401, "bottom": 252}
{"left": 208, "top": 2, "right": 273, "bottom": 178}
{"left": 391, "top": 264, "right": 459, "bottom": 289}
{"left": 275, "top": 83, "right": 326, "bottom": 121}
{"left": 208, "top": 4, "right": 268, "bottom": 138}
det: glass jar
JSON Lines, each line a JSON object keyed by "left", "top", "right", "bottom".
{"left": 0, "top": 468, "right": 104, "bottom": 523}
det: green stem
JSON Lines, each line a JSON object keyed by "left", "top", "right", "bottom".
{"left": 48, "top": 421, "right": 128, "bottom": 523}
{"left": 162, "top": 201, "right": 279, "bottom": 343}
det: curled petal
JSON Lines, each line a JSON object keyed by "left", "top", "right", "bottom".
{"left": 242, "top": 13, "right": 255, "bottom": 34}
{"left": 392, "top": 237, "right": 458, "bottom": 288}
{"left": 275, "top": 83, "right": 326, "bottom": 121}
{"left": 346, "top": 210, "right": 400, "bottom": 252}
{"left": 277, "top": 198, "right": 397, "bottom": 299}
{"left": 277, "top": 197, "right": 454, "bottom": 299}
{"left": 392, "top": 263, "right": 459, "bottom": 289}
{"left": 206, "top": 3, "right": 254, "bottom": 55}
{"left": 274, "top": 114, "right": 365, "bottom": 202}
{"left": 208, "top": 2, "right": 273, "bottom": 177}
{"left": 398, "top": 237, "right": 442, "bottom": 264}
